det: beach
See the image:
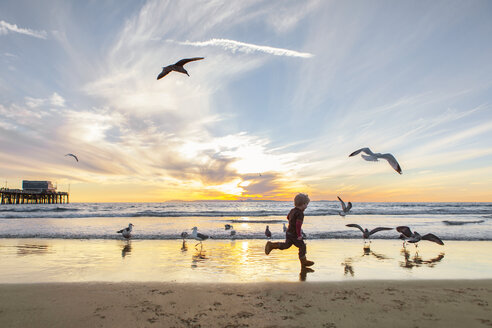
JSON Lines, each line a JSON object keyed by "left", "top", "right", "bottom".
{"left": 1, "top": 203, "right": 491, "bottom": 327}
{"left": 1, "top": 280, "right": 491, "bottom": 327}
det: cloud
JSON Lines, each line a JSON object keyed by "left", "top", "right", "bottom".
{"left": 0, "top": 20, "right": 47, "bottom": 39}
{"left": 25, "top": 92, "right": 66, "bottom": 108}
{"left": 170, "top": 38, "right": 314, "bottom": 58}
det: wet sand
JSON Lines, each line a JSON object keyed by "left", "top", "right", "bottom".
{"left": 2, "top": 239, "right": 492, "bottom": 282}
{"left": 1, "top": 280, "right": 491, "bottom": 327}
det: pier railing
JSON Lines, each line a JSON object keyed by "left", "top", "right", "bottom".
{"left": 0, "top": 188, "right": 69, "bottom": 204}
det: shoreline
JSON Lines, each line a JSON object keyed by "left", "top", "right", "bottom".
{"left": 1, "top": 280, "right": 491, "bottom": 327}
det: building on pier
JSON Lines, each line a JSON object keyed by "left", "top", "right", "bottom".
{"left": 0, "top": 180, "right": 69, "bottom": 204}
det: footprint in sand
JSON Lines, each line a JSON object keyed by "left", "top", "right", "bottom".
{"left": 233, "top": 311, "right": 254, "bottom": 319}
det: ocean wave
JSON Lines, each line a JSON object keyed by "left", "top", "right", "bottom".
{"left": 442, "top": 220, "right": 485, "bottom": 225}
{"left": 0, "top": 207, "right": 80, "bottom": 213}
{"left": 1, "top": 209, "right": 491, "bottom": 219}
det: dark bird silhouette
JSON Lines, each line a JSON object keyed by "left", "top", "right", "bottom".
{"left": 157, "top": 57, "right": 204, "bottom": 80}
{"left": 265, "top": 225, "right": 272, "bottom": 238}
{"left": 65, "top": 153, "right": 78, "bottom": 162}
{"left": 346, "top": 224, "right": 392, "bottom": 242}
{"left": 349, "top": 147, "right": 402, "bottom": 174}
{"left": 397, "top": 226, "right": 444, "bottom": 247}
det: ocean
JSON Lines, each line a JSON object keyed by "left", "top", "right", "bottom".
{"left": 0, "top": 201, "right": 490, "bottom": 240}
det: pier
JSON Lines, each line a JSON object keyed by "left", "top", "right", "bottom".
{"left": 0, "top": 189, "right": 69, "bottom": 204}
{"left": 0, "top": 180, "right": 69, "bottom": 204}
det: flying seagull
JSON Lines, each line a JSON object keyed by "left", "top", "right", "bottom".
{"left": 65, "top": 153, "right": 78, "bottom": 162}
{"left": 396, "top": 226, "right": 444, "bottom": 247}
{"left": 265, "top": 225, "right": 272, "bottom": 238}
{"left": 191, "top": 227, "right": 209, "bottom": 248}
{"left": 157, "top": 57, "right": 204, "bottom": 80}
{"left": 117, "top": 223, "right": 134, "bottom": 239}
{"left": 337, "top": 196, "right": 352, "bottom": 216}
{"left": 346, "top": 224, "right": 392, "bottom": 242}
{"left": 349, "top": 147, "right": 402, "bottom": 174}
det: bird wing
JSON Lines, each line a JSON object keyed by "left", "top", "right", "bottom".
{"left": 175, "top": 57, "right": 204, "bottom": 67}
{"left": 337, "top": 196, "right": 346, "bottom": 211}
{"left": 346, "top": 202, "right": 352, "bottom": 212}
{"left": 346, "top": 224, "right": 364, "bottom": 233}
{"left": 65, "top": 153, "right": 78, "bottom": 162}
{"left": 421, "top": 233, "right": 444, "bottom": 245}
{"left": 349, "top": 147, "right": 374, "bottom": 157}
{"left": 157, "top": 66, "right": 173, "bottom": 80}
{"left": 116, "top": 229, "right": 123, "bottom": 233}
{"left": 396, "top": 226, "right": 412, "bottom": 237}
{"left": 380, "top": 153, "right": 402, "bottom": 174}
{"left": 368, "top": 227, "right": 393, "bottom": 236}
{"left": 197, "top": 232, "right": 209, "bottom": 240}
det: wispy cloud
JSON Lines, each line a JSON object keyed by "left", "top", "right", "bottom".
{"left": 0, "top": 20, "right": 47, "bottom": 39}
{"left": 169, "top": 38, "right": 314, "bottom": 58}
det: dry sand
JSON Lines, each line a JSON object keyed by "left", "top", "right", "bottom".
{"left": 1, "top": 280, "right": 491, "bottom": 328}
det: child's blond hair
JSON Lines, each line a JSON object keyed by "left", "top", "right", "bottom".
{"left": 294, "top": 193, "right": 310, "bottom": 207}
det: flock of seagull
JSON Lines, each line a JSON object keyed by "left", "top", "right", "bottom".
{"left": 71, "top": 57, "right": 439, "bottom": 262}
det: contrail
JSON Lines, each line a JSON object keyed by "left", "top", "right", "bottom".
{"left": 0, "top": 20, "right": 47, "bottom": 39}
{"left": 170, "top": 38, "right": 313, "bottom": 58}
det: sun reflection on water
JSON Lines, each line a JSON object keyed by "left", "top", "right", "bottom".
{"left": 0, "top": 239, "right": 491, "bottom": 283}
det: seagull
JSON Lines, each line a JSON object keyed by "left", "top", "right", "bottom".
{"left": 349, "top": 147, "right": 402, "bottom": 174}
{"left": 157, "top": 57, "right": 204, "bottom": 80}
{"left": 283, "top": 223, "right": 287, "bottom": 232}
{"left": 346, "top": 224, "right": 392, "bottom": 242}
{"left": 397, "top": 226, "right": 444, "bottom": 247}
{"left": 191, "top": 227, "right": 209, "bottom": 248}
{"left": 65, "top": 153, "right": 78, "bottom": 162}
{"left": 181, "top": 231, "right": 189, "bottom": 240}
{"left": 117, "top": 223, "right": 134, "bottom": 239}
{"left": 265, "top": 225, "right": 272, "bottom": 238}
{"left": 224, "top": 224, "right": 233, "bottom": 230}
{"left": 337, "top": 196, "right": 352, "bottom": 216}
{"left": 230, "top": 229, "right": 236, "bottom": 238}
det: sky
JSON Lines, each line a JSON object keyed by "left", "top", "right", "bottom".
{"left": 0, "top": 0, "right": 491, "bottom": 202}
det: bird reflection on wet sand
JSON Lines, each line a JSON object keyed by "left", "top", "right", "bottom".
{"left": 181, "top": 240, "right": 188, "bottom": 252}
{"left": 400, "top": 248, "right": 445, "bottom": 269}
{"left": 16, "top": 244, "right": 51, "bottom": 256}
{"left": 191, "top": 249, "right": 208, "bottom": 268}
{"left": 341, "top": 245, "right": 391, "bottom": 277}
{"left": 121, "top": 241, "right": 132, "bottom": 258}
{"left": 362, "top": 245, "right": 390, "bottom": 260}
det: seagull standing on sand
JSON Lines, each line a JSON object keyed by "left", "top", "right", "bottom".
{"left": 191, "top": 227, "right": 209, "bottom": 248}
{"left": 65, "top": 153, "right": 78, "bottom": 162}
{"left": 157, "top": 57, "right": 204, "bottom": 80}
{"left": 224, "top": 224, "right": 233, "bottom": 230}
{"left": 283, "top": 223, "right": 287, "bottom": 233}
{"left": 346, "top": 224, "right": 392, "bottom": 243}
{"left": 397, "top": 226, "right": 444, "bottom": 247}
{"left": 265, "top": 225, "right": 272, "bottom": 239}
{"left": 230, "top": 229, "right": 236, "bottom": 239}
{"left": 117, "top": 223, "right": 134, "bottom": 239}
{"left": 349, "top": 147, "right": 402, "bottom": 174}
{"left": 337, "top": 196, "right": 352, "bottom": 216}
